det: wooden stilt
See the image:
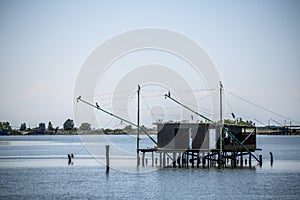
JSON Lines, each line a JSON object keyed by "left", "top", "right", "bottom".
{"left": 192, "top": 151, "right": 194, "bottom": 168}
{"left": 173, "top": 152, "right": 176, "bottom": 168}
{"left": 159, "top": 153, "right": 162, "bottom": 168}
{"left": 196, "top": 152, "right": 200, "bottom": 168}
{"left": 259, "top": 155, "right": 262, "bottom": 166}
{"left": 152, "top": 152, "right": 154, "bottom": 166}
{"left": 240, "top": 153, "right": 243, "bottom": 167}
{"left": 249, "top": 153, "right": 252, "bottom": 167}
{"left": 178, "top": 153, "right": 181, "bottom": 168}
{"left": 142, "top": 152, "right": 145, "bottom": 166}
{"left": 186, "top": 152, "right": 189, "bottom": 169}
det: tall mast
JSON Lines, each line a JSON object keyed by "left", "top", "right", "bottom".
{"left": 137, "top": 85, "right": 140, "bottom": 166}
{"left": 219, "top": 81, "right": 223, "bottom": 160}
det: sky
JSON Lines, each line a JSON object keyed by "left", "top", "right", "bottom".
{"left": 0, "top": 0, "right": 299, "bottom": 129}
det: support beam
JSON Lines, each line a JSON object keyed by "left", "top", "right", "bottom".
{"left": 240, "top": 153, "right": 243, "bottom": 167}
{"left": 159, "top": 153, "right": 162, "bottom": 168}
{"left": 152, "top": 152, "right": 154, "bottom": 166}
{"left": 197, "top": 152, "right": 200, "bottom": 168}
{"left": 192, "top": 151, "right": 194, "bottom": 168}
{"left": 173, "top": 152, "right": 176, "bottom": 168}
{"left": 249, "top": 153, "right": 252, "bottom": 167}
{"left": 142, "top": 152, "right": 145, "bottom": 166}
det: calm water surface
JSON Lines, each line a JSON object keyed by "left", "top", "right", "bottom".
{"left": 0, "top": 135, "right": 299, "bottom": 199}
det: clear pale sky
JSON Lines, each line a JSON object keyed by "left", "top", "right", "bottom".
{"left": 0, "top": 0, "right": 299, "bottom": 128}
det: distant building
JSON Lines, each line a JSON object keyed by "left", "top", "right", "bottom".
{"left": 0, "top": 130, "right": 8, "bottom": 135}
{"left": 31, "top": 123, "right": 46, "bottom": 134}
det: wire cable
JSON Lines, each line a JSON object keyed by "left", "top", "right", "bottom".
{"left": 225, "top": 90, "right": 300, "bottom": 124}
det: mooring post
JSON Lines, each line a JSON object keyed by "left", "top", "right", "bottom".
{"left": 167, "top": 157, "right": 169, "bottom": 166}
{"left": 270, "top": 152, "right": 273, "bottom": 166}
{"left": 105, "top": 145, "right": 110, "bottom": 173}
{"left": 155, "top": 157, "right": 158, "bottom": 165}
{"left": 68, "top": 154, "right": 71, "bottom": 165}
{"left": 145, "top": 158, "right": 148, "bottom": 165}
{"left": 163, "top": 153, "right": 166, "bottom": 168}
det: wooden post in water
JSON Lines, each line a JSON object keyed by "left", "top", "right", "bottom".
{"left": 207, "top": 154, "right": 210, "bottom": 168}
{"left": 270, "top": 152, "right": 273, "bottom": 166}
{"left": 192, "top": 151, "right": 194, "bottom": 168}
{"left": 159, "top": 153, "right": 162, "bottom": 168}
{"left": 163, "top": 153, "right": 166, "bottom": 168}
{"left": 249, "top": 153, "right": 252, "bottom": 167}
{"left": 142, "top": 152, "right": 145, "bottom": 166}
{"left": 178, "top": 153, "right": 181, "bottom": 168}
{"left": 182, "top": 153, "right": 185, "bottom": 167}
{"left": 105, "top": 145, "right": 110, "bottom": 173}
{"left": 196, "top": 152, "right": 200, "bottom": 168}
{"left": 234, "top": 153, "right": 237, "bottom": 168}
{"left": 240, "top": 153, "right": 243, "bottom": 167}
{"left": 152, "top": 152, "right": 154, "bottom": 166}
{"left": 173, "top": 152, "right": 176, "bottom": 168}
{"left": 186, "top": 152, "right": 189, "bottom": 169}
{"left": 259, "top": 155, "right": 262, "bottom": 166}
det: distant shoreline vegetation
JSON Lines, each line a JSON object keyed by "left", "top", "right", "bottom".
{"left": 0, "top": 119, "right": 299, "bottom": 136}
{"left": 0, "top": 120, "right": 156, "bottom": 136}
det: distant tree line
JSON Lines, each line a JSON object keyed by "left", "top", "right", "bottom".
{"left": 224, "top": 118, "right": 255, "bottom": 126}
{"left": 0, "top": 119, "right": 156, "bottom": 135}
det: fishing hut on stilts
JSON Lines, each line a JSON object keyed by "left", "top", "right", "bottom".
{"left": 77, "top": 81, "right": 262, "bottom": 169}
